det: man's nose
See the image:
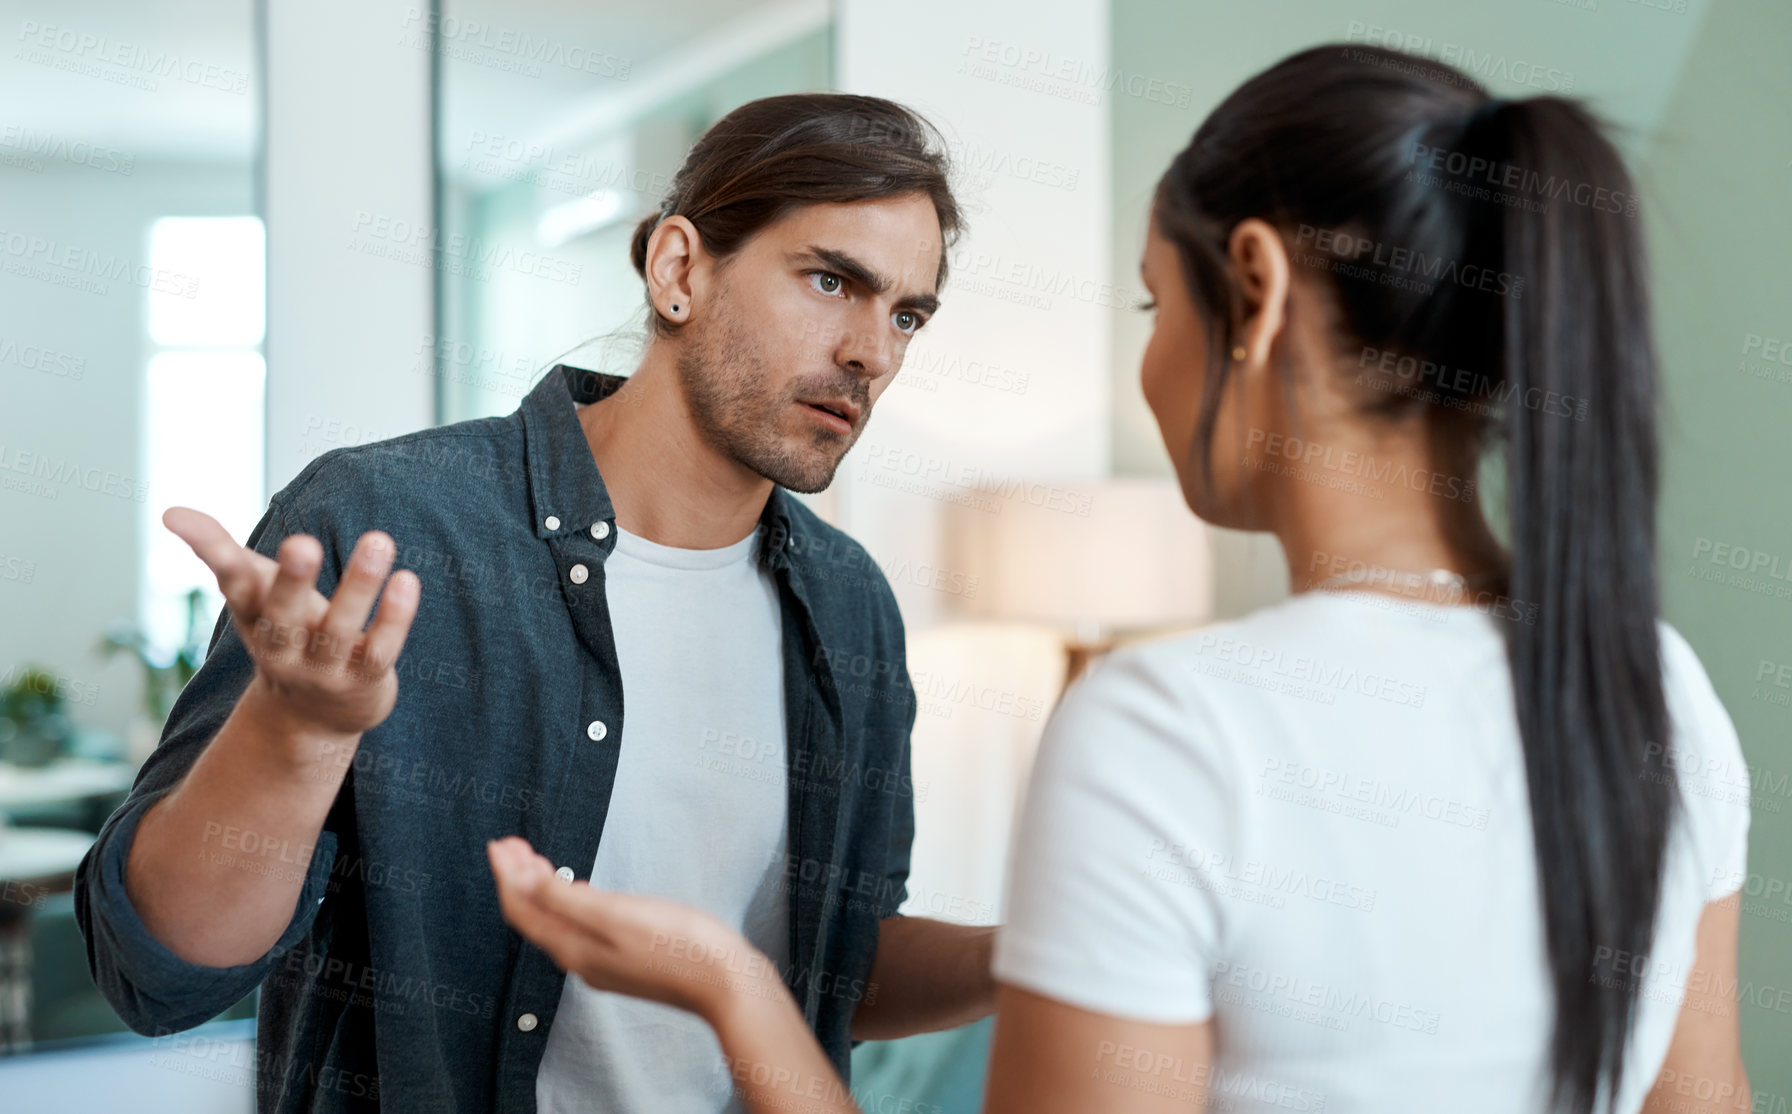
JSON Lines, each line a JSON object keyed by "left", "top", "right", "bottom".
{"left": 834, "top": 308, "right": 895, "bottom": 380}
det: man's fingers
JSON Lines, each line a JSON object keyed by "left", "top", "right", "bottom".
{"left": 312, "top": 531, "right": 396, "bottom": 665}
{"left": 258, "top": 535, "right": 326, "bottom": 651}
{"left": 162, "top": 506, "right": 273, "bottom": 617}
{"left": 361, "top": 570, "right": 421, "bottom": 676}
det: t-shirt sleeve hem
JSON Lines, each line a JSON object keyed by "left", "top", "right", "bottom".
{"left": 992, "top": 930, "right": 1213, "bottom": 1027}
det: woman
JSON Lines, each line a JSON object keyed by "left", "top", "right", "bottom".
{"left": 488, "top": 43, "right": 1751, "bottom": 1114}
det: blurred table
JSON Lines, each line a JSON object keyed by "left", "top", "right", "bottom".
{"left": 0, "top": 825, "right": 99, "bottom": 1053}
{"left": 0, "top": 759, "right": 136, "bottom": 816}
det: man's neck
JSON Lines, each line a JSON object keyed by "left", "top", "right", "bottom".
{"left": 576, "top": 352, "right": 775, "bottom": 550}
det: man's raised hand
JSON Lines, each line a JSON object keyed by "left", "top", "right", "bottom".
{"left": 162, "top": 505, "right": 421, "bottom": 743}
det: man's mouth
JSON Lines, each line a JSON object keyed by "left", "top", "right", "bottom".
{"left": 798, "top": 398, "right": 859, "bottom": 432}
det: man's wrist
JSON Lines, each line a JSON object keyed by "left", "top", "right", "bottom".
{"left": 238, "top": 673, "right": 363, "bottom": 780}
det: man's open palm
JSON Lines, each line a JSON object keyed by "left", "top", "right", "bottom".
{"left": 162, "top": 505, "right": 421, "bottom": 740}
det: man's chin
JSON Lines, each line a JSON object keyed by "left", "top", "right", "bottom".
{"left": 766, "top": 458, "right": 842, "bottom": 495}
{"left": 755, "top": 440, "right": 848, "bottom": 495}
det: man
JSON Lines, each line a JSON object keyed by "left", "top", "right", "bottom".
{"left": 76, "top": 92, "right": 994, "bottom": 1113}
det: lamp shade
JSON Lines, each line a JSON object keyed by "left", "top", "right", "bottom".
{"left": 939, "top": 477, "right": 1213, "bottom": 632}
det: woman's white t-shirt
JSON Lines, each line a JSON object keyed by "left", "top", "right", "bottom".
{"left": 992, "top": 590, "right": 1751, "bottom": 1114}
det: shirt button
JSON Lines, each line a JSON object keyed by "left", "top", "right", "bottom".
{"left": 590, "top": 521, "right": 610, "bottom": 540}
{"left": 544, "top": 516, "right": 560, "bottom": 531}
{"left": 516, "top": 1013, "right": 538, "bottom": 1032}
{"left": 569, "top": 564, "right": 589, "bottom": 584}
{"left": 555, "top": 866, "right": 574, "bottom": 882}
{"left": 587, "top": 720, "right": 607, "bottom": 741}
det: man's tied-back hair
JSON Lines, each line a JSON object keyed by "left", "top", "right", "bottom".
{"left": 629, "top": 93, "right": 964, "bottom": 336}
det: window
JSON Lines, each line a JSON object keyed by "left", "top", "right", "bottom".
{"left": 139, "top": 216, "right": 266, "bottom": 660}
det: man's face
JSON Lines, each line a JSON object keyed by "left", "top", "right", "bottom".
{"left": 676, "top": 194, "right": 944, "bottom": 493}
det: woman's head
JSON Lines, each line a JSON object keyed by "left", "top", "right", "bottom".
{"left": 1145, "top": 44, "right": 1677, "bottom": 1114}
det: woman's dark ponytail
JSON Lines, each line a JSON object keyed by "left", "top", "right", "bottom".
{"left": 1154, "top": 46, "right": 1678, "bottom": 1113}
{"left": 1479, "top": 95, "right": 1678, "bottom": 1114}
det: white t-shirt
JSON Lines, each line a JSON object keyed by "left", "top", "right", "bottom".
{"left": 993, "top": 589, "right": 1751, "bottom": 1114}
{"left": 536, "top": 523, "right": 790, "bottom": 1114}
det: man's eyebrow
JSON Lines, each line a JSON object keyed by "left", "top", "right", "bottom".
{"left": 798, "top": 245, "right": 940, "bottom": 316}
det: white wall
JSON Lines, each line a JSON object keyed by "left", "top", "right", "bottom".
{"left": 0, "top": 158, "right": 253, "bottom": 740}
{"left": 833, "top": 0, "right": 1114, "bottom": 629}
{"left": 262, "top": 0, "right": 434, "bottom": 492}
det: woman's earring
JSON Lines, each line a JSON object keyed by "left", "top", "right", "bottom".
{"left": 670, "top": 304, "right": 681, "bottom": 314}
{"left": 1232, "top": 345, "right": 1248, "bottom": 362}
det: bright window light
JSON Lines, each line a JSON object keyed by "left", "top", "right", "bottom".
{"left": 140, "top": 216, "right": 267, "bottom": 662}
{"left": 141, "top": 351, "right": 266, "bottom": 658}
{"left": 147, "top": 216, "right": 266, "bottom": 348}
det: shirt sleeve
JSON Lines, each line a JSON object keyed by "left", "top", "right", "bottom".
{"left": 991, "top": 642, "right": 1237, "bottom": 1025}
{"left": 73, "top": 494, "right": 343, "bottom": 1036}
{"left": 1657, "top": 622, "right": 1752, "bottom": 902}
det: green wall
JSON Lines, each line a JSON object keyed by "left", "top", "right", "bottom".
{"left": 1113, "top": 0, "right": 1792, "bottom": 1095}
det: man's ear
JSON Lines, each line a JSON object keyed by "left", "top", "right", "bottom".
{"left": 645, "top": 216, "right": 704, "bottom": 325}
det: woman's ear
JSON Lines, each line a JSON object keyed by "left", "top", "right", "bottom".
{"left": 1226, "top": 218, "right": 1290, "bottom": 368}
{"left": 644, "top": 215, "right": 703, "bottom": 325}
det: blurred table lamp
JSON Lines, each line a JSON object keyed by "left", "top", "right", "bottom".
{"left": 940, "top": 477, "right": 1214, "bottom": 687}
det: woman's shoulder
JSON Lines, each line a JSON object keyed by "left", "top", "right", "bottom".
{"left": 1033, "top": 599, "right": 1331, "bottom": 787}
{"left": 1652, "top": 619, "right": 1753, "bottom": 897}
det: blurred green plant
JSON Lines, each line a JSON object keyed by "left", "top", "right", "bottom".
{"left": 0, "top": 667, "right": 74, "bottom": 767}
{"left": 96, "top": 587, "right": 211, "bottom": 724}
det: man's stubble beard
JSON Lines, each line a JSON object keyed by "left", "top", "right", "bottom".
{"left": 674, "top": 295, "right": 863, "bottom": 495}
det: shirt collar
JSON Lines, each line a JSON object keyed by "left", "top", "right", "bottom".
{"left": 518, "top": 363, "right": 799, "bottom": 570}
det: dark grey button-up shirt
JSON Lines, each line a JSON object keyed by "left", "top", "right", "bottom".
{"left": 74, "top": 364, "right": 919, "bottom": 1113}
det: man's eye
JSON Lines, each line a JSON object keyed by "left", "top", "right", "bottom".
{"left": 893, "top": 310, "right": 921, "bottom": 334}
{"left": 808, "top": 271, "right": 844, "bottom": 296}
